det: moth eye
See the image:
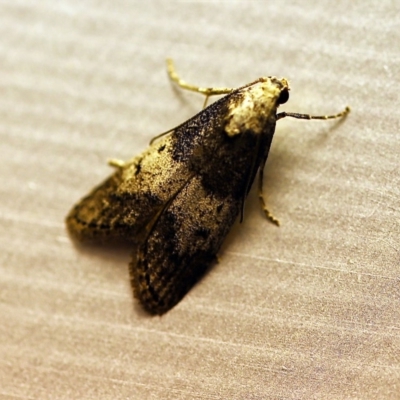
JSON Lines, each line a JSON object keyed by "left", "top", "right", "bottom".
{"left": 278, "top": 88, "right": 289, "bottom": 105}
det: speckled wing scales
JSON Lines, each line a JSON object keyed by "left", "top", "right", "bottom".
{"left": 131, "top": 174, "right": 241, "bottom": 315}
{"left": 66, "top": 133, "right": 192, "bottom": 242}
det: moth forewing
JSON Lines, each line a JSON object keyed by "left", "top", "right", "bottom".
{"left": 131, "top": 175, "right": 240, "bottom": 314}
{"left": 129, "top": 78, "right": 290, "bottom": 314}
{"left": 66, "top": 133, "right": 192, "bottom": 242}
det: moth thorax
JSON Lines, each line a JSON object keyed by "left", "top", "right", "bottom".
{"left": 224, "top": 79, "right": 282, "bottom": 137}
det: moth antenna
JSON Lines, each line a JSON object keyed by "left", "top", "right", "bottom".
{"left": 277, "top": 106, "right": 350, "bottom": 121}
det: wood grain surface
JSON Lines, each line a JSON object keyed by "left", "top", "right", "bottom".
{"left": 1, "top": 1, "right": 399, "bottom": 399}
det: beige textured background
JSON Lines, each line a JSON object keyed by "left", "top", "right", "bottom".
{"left": 1, "top": 1, "right": 399, "bottom": 399}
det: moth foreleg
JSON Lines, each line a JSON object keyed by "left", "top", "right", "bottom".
{"left": 166, "top": 58, "right": 234, "bottom": 108}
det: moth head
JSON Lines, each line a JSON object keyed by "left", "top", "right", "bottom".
{"left": 273, "top": 77, "right": 290, "bottom": 105}
{"left": 278, "top": 87, "right": 289, "bottom": 105}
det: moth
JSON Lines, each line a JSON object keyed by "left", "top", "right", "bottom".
{"left": 66, "top": 60, "right": 349, "bottom": 314}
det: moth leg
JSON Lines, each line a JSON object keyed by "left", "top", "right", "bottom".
{"left": 108, "top": 156, "right": 141, "bottom": 169}
{"left": 108, "top": 158, "right": 127, "bottom": 169}
{"left": 258, "top": 164, "right": 280, "bottom": 226}
{"left": 277, "top": 106, "right": 350, "bottom": 121}
{"left": 167, "top": 58, "right": 234, "bottom": 108}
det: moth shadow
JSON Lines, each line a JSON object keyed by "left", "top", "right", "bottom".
{"left": 68, "top": 236, "right": 158, "bottom": 317}
{"left": 68, "top": 236, "right": 134, "bottom": 265}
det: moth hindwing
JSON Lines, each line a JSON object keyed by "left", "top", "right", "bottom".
{"left": 66, "top": 60, "right": 349, "bottom": 315}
